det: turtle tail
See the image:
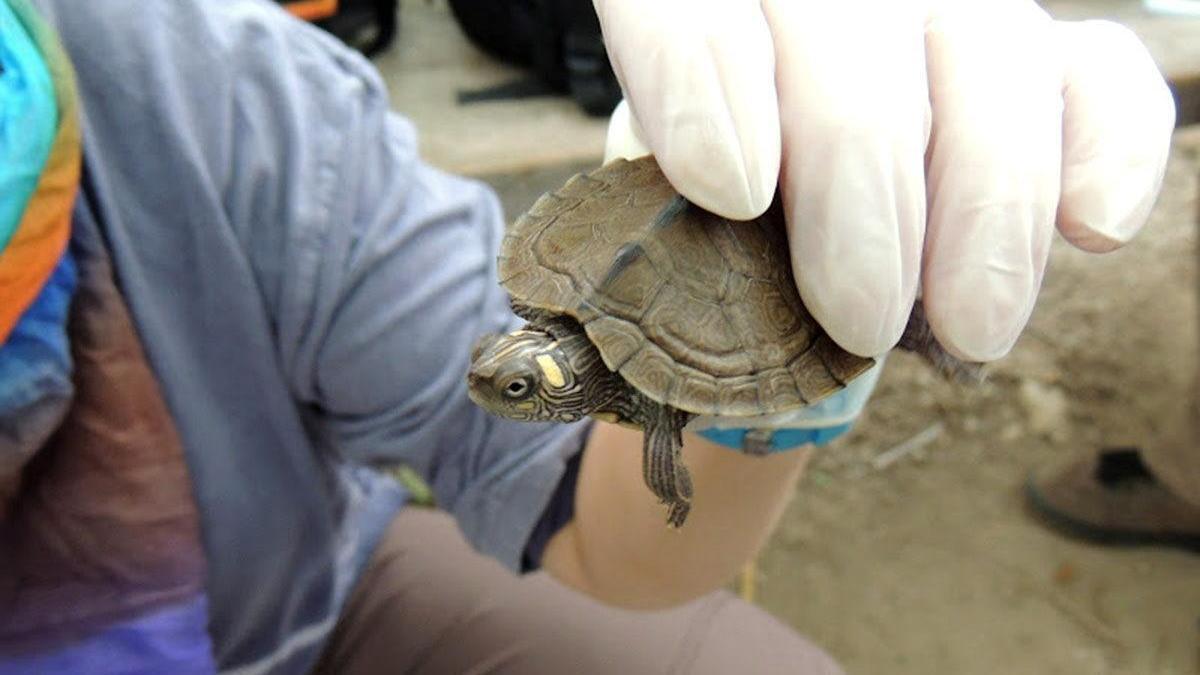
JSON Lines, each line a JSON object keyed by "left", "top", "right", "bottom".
{"left": 898, "top": 302, "right": 987, "bottom": 385}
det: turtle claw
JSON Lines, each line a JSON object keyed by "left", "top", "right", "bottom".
{"left": 666, "top": 500, "right": 691, "bottom": 529}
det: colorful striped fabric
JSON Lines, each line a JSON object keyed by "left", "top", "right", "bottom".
{"left": 0, "top": 0, "right": 81, "bottom": 345}
{"left": 0, "top": 6, "right": 217, "bottom": 672}
{"left": 0, "top": 0, "right": 55, "bottom": 253}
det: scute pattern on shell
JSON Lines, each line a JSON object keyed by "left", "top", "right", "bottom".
{"left": 498, "top": 156, "right": 875, "bottom": 417}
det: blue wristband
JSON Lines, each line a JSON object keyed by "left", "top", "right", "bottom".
{"left": 696, "top": 423, "right": 854, "bottom": 454}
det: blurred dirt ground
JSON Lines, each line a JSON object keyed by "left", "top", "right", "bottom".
{"left": 375, "top": 2, "right": 1200, "bottom": 672}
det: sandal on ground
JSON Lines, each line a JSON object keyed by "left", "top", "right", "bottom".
{"left": 1025, "top": 447, "right": 1200, "bottom": 552}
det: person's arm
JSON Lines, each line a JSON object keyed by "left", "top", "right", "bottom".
{"left": 114, "top": 0, "right": 823, "bottom": 603}
{"left": 543, "top": 424, "right": 811, "bottom": 608}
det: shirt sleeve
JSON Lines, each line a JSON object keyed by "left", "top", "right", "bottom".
{"left": 127, "top": 0, "right": 591, "bottom": 571}
{"left": 299, "top": 152, "right": 593, "bottom": 571}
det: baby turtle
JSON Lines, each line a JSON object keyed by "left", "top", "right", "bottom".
{"left": 468, "top": 156, "right": 981, "bottom": 527}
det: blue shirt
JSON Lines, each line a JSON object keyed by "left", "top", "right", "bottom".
{"left": 26, "top": 1, "right": 590, "bottom": 672}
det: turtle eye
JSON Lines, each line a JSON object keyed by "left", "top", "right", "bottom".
{"left": 502, "top": 378, "right": 532, "bottom": 399}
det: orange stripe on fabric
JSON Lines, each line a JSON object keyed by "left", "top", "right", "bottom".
{"left": 285, "top": 0, "right": 339, "bottom": 21}
{"left": 0, "top": 0, "right": 81, "bottom": 343}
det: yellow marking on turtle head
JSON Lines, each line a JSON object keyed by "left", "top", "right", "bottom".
{"left": 535, "top": 354, "right": 566, "bottom": 389}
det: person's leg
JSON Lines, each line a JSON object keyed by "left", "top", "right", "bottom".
{"left": 312, "top": 508, "right": 842, "bottom": 675}
{"left": 1025, "top": 346, "right": 1200, "bottom": 550}
{"left": 1025, "top": 198, "right": 1200, "bottom": 548}
{"left": 1140, "top": 379, "right": 1200, "bottom": 507}
{"left": 1145, "top": 210, "right": 1200, "bottom": 503}
{"left": 1142, "top": 212, "right": 1200, "bottom": 503}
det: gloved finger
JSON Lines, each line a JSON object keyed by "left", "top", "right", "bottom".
{"left": 593, "top": 0, "right": 781, "bottom": 219}
{"left": 922, "top": 0, "right": 1063, "bottom": 362}
{"left": 764, "top": 0, "right": 930, "bottom": 357}
{"left": 1054, "top": 20, "right": 1175, "bottom": 253}
{"left": 603, "top": 99, "right": 652, "bottom": 162}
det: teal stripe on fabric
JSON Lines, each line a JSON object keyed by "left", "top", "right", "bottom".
{"left": 0, "top": 0, "right": 58, "bottom": 252}
{"left": 697, "top": 423, "right": 854, "bottom": 452}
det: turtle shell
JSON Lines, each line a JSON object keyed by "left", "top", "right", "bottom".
{"left": 497, "top": 156, "right": 875, "bottom": 417}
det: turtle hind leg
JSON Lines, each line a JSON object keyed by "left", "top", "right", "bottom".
{"left": 642, "top": 403, "right": 695, "bottom": 528}
{"left": 899, "top": 302, "right": 987, "bottom": 384}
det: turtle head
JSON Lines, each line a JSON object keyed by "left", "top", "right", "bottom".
{"left": 467, "top": 329, "right": 587, "bottom": 423}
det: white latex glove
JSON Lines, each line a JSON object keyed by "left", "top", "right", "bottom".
{"left": 596, "top": 0, "right": 1176, "bottom": 362}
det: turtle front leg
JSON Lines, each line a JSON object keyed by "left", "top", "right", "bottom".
{"left": 511, "top": 300, "right": 584, "bottom": 342}
{"left": 641, "top": 403, "right": 695, "bottom": 528}
{"left": 898, "top": 302, "right": 986, "bottom": 384}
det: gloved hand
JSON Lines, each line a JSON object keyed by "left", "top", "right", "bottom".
{"left": 596, "top": 0, "right": 1176, "bottom": 364}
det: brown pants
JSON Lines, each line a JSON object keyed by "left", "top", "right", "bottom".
{"left": 1143, "top": 203, "right": 1200, "bottom": 506}
{"left": 1143, "top": 373, "right": 1200, "bottom": 507}
{"left": 312, "top": 509, "right": 842, "bottom": 675}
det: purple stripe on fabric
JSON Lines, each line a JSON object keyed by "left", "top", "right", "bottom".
{"left": 0, "top": 594, "right": 217, "bottom": 675}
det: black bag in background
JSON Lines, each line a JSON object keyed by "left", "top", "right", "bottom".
{"left": 316, "top": 0, "right": 399, "bottom": 57}
{"left": 448, "top": 0, "right": 622, "bottom": 117}
{"left": 277, "top": 0, "right": 399, "bottom": 57}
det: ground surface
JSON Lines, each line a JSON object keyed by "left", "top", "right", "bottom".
{"left": 378, "top": 2, "right": 1200, "bottom": 672}
{"left": 374, "top": 1, "right": 606, "bottom": 176}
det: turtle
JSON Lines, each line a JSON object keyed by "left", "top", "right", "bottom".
{"left": 467, "top": 155, "right": 982, "bottom": 528}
